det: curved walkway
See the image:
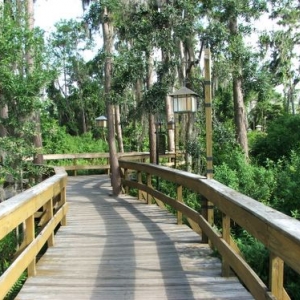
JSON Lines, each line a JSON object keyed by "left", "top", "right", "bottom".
{"left": 16, "top": 175, "right": 253, "bottom": 300}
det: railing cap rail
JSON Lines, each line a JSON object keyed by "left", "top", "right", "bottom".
{"left": 0, "top": 168, "right": 67, "bottom": 221}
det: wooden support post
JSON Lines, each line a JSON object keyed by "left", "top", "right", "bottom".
{"left": 204, "top": 46, "right": 213, "bottom": 179}
{"left": 177, "top": 185, "right": 183, "bottom": 225}
{"left": 74, "top": 158, "right": 77, "bottom": 176}
{"left": 203, "top": 46, "right": 215, "bottom": 244}
{"left": 25, "top": 215, "right": 36, "bottom": 276}
{"left": 61, "top": 186, "right": 67, "bottom": 226}
{"left": 269, "top": 253, "right": 285, "bottom": 300}
{"left": 222, "top": 213, "right": 231, "bottom": 277}
{"left": 146, "top": 174, "right": 152, "bottom": 205}
{"left": 201, "top": 197, "right": 208, "bottom": 243}
{"left": 138, "top": 171, "right": 142, "bottom": 200}
{"left": 46, "top": 198, "right": 55, "bottom": 247}
{"left": 124, "top": 168, "right": 129, "bottom": 194}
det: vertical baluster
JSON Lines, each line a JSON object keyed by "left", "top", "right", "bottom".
{"left": 147, "top": 173, "right": 152, "bottom": 205}
{"left": 74, "top": 158, "right": 77, "bottom": 176}
{"left": 25, "top": 215, "right": 36, "bottom": 276}
{"left": 138, "top": 171, "right": 142, "bottom": 200}
{"left": 222, "top": 213, "right": 231, "bottom": 276}
{"left": 201, "top": 197, "right": 208, "bottom": 243}
{"left": 177, "top": 185, "right": 183, "bottom": 225}
{"left": 46, "top": 198, "right": 54, "bottom": 247}
{"left": 269, "top": 253, "right": 285, "bottom": 299}
{"left": 124, "top": 168, "right": 129, "bottom": 194}
{"left": 61, "top": 183, "right": 67, "bottom": 226}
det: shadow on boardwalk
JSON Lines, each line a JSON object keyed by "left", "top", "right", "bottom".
{"left": 16, "top": 175, "right": 253, "bottom": 300}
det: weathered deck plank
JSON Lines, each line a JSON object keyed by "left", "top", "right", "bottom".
{"left": 16, "top": 175, "right": 253, "bottom": 300}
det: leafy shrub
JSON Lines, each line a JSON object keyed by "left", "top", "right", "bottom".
{"left": 235, "top": 230, "right": 269, "bottom": 283}
{"left": 251, "top": 114, "right": 300, "bottom": 165}
{"left": 4, "top": 272, "right": 27, "bottom": 300}
{"left": 270, "top": 151, "right": 300, "bottom": 216}
{"left": 214, "top": 149, "right": 276, "bottom": 204}
{"left": 42, "top": 120, "right": 108, "bottom": 154}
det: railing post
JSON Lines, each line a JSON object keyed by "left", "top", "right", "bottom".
{"left": 46, "top": 198, "right": 54, "bottom": 247}
{"left": 201, "top": 197, "right": 208, "bottom": 243}
{"left": 147, "top": 173, "right": 152, "bottom": 205}
{"left": 269, "top": 253, "right": 285, "bottom": 299}
{"left": 124, "top": 168, "right": 129, "bottom": 194}
{"left": 177, "top": 185, "right": 183, "bottom": 225}
{"left": 222, "top": 213, "right": 231, "bottom": 276}
{"left": 138, "top": 171, "right": 142, "bottom": 200}
{"left": 61, "top": 185, "right": 67, "bottom": 226}
{"left": 74, "top": 158, "right": 77, "bottom": 176}
{"left": 201, "top": 196, "right": 214, "bottom": 244}
{"left": 25, "top": 215, "right": 36, "bottom": 276}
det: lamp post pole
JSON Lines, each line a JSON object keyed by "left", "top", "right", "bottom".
{"left": 155, "top": 120, "right": 163, "bottom": 165}
{"left": 202, "top": 46, "right": 214, "bottom": 245}
{"left": 204, "top": 47, "right": 213, "bottom": 179}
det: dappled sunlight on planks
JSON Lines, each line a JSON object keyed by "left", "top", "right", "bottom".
{"left": 16, "top": 175, "right": 253, "bottom": 300}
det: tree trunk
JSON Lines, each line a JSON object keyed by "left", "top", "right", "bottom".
{"left": 146, "top": 53, "right": 156, "bottom": 163}
{"left": 27, "top": 0, "right": 44, "bottom": 164}
{"left": 233, "top": 77, "right": 249, "bottom": 158}
{"left": 166, "top": 95, "right": 174, "bottom": 152}
{"left": 0, "top": 105, "right": 8, "bottom": 138}
{"left": 103, "top": 6, "right": 121, "bottom": 195}
{"left": 115, "top": 105, "right": 124, "bottom": 153}
{"left": 149, "top": 114, "right": 156, "bottom": 163}
{"left": 229, "top": 16, "right": 249, "bottom": 158}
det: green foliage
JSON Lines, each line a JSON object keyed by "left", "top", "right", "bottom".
{"left": 4, "top": 272, "right": 27, "bottom": 300}
{"left": 235, "top": 230, "right": 269, "bottom": 284}
{"left": 42, "top": 122, "right": 108, "bottom": 154}
{"left": 122, "top": 122, "right": 149, "bottom": 152}
{"left": 141, "top": 82, "right": 169, "bottom": 114}
{"left": 251, "top": 114, "right": 300, "bottom": 165}
{"left": 47, "top": 19, "right": 104, "bottom": 136}
{"left": 62, "top": 132, "right": 108, "bottom": 153}
{"left": 0, "top": 232, "right": 17, "bottom": 274}
{"left": 214, "top": 148, "right": 276, "bottom": 204}
{"left": 0, "top": 229, "right": 27, "bottom": 300}
{"left": 285, "top": 267, "right": 300, "bottom": 300}
{"left": 0, "top": 136, "right": 40, "bottom": 187}
{"left": 270, "top": 152, "right": 300, "bottom": 216}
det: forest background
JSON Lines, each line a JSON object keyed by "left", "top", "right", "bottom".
{"left": 0, "top": 0, "right": 300, "bottom": 299}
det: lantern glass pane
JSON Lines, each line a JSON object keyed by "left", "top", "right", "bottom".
{"left": 173, "top": 95, "right": 197, "bottom": 113}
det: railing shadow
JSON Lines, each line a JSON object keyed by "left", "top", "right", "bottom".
{"left": 68, "top": 175, "right": 196, "bottom": 299}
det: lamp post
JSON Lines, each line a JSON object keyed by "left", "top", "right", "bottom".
{"left": 169, "top": 87, "right": 198, "bottom": 169}
{"left": 170, "top": 86, "right": 198, "bottom": 113}
{"left": 96, "top": 115, "right": 108, "bottom": 141}
{"left": 95, "top": 115, "right": 108, "bottom": 128}
{"left": 167, "top": 118, "right": 176, "bottom": 166}
{"left": 155, "top": 119, "right": 163, "bottom": 165}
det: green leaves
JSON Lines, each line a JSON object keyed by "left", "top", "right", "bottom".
{"left": 142, "top": 82, "right": 168, "bottom": 113}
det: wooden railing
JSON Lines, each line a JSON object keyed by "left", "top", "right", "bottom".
{"left": 2, "top": 152, "right": 299, "bottom": 300}
{"left": 0, "top": 167, "right": 68, "bottom": 299}
{"left": 43, "top": 152, "right": 170, "bottom": 175}
{"left": 119, "top": 160, "right": 300, "bottom": 300}
{"left": 43, "top": 152, "right": 176, "bottom": 175}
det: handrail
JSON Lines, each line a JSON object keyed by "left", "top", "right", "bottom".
{"left": 42, "top": 152, "right": 175, "bottom": 175}
{"left": 0, "top": 167, "right": 68, "bottom": 299}
{"left": 119, "top": 160, "right": 300, "bottom": 300}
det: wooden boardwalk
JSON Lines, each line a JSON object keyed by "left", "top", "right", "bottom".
{"left": 16, "top": 175, "right": 253, "bottom": 300}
